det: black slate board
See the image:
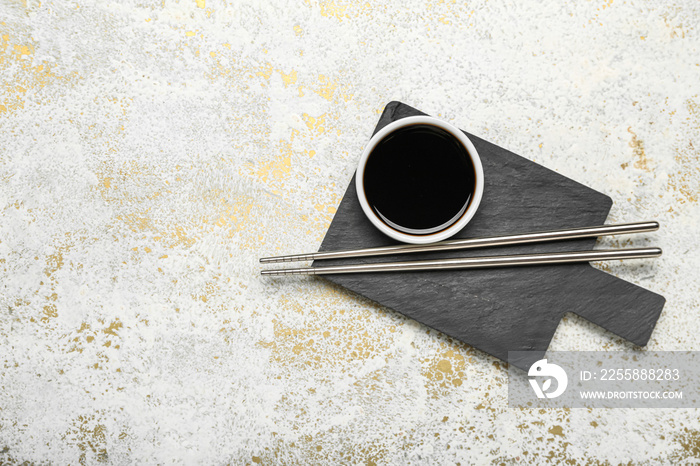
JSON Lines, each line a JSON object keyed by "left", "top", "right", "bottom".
{"left": 315, "top": 101, "right": 665, "bottom": 370}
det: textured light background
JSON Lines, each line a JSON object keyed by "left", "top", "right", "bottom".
{"left": 1, "top": 0, "right": 699, "bottom": 464}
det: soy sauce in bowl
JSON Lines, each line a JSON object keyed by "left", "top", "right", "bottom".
{"left": 362, "top": 124, "right": 476, "bottom": 236}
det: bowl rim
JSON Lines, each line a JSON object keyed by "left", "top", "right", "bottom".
{"left": 355, "top": 115, "right": 484, "bottom": 245}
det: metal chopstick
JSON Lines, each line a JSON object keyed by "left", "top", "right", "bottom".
{"left": 259, "top": 221, "right": 659, "bottom": 263}
{"left": 260, "top": 247, "right": 662, "bottom": 276}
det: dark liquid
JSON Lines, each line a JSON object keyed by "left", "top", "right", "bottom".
{"left": 363, "top": 124, "right": 475, "bottom": 235}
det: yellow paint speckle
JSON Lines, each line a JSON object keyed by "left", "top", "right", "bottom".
{"left": 627, "top": 127, "right": 651, "bottom": 171}
{"left": 280, "top": 69, "right": 297, "bottom": 88}
{"left": 212, "top": 196, "right": 256, "bottom": 235}
{"left": 294, "top": 25, "right": 303, "bottom": 36}
{"left": 249, "top": 144, "right": 293, "bottom": 184}
{"left": 437, "top": 360, "right": 452, "bottom": 373}
{"left": 41, "top": 304, "right": 58, "bottom": 323}
{"left": 186, "top": 31, "right": 196, "bottom": 37}
{"left": 103, "top": 320, "right": 123, "bottom": 336}
{"left": 319, "top": 0, "right": 349, "bottom": 21}
{"left": 302, "top": 113, "right": 327, "bottom": 135}
{"left": 1, "top": 33, "right": 70, "bottom": 116}
{"left": 256, "top": 63, "right": 274, "bottom": 80}
{"left": 549, "top": 425, "right": 564, "bottom": 437}
{"left": 196, "top": 0, "right": 205, "bottom": 8}
{"left": 314, "top": 74, "right": 338, "bottom": 101}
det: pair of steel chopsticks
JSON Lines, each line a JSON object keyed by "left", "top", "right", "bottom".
{"left": 259, "top": 221, "right": 661, "bottom": 276}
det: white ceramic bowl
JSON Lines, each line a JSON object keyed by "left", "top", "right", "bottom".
{"left": 355, "top": 115, "right": 484, "bottom": 244}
